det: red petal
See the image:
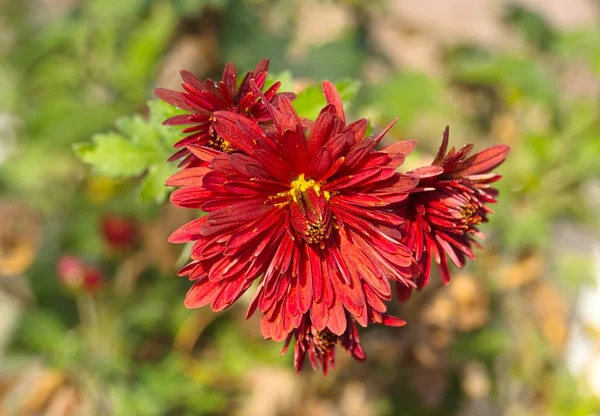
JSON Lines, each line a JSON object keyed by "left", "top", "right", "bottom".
{"left": 212, "top": 111, "right": 266, "bottom": 154}
{"left": 184, "top": 279, "right": 220, "bottom": 308}
{"left": 165, "top": 167, "right": 210, "bottom": 187}
{"left": 321, "top": 80, "right": 345, "bottom": 122}
{"left": 409, "top": 165, "right": 444, "bottom": 179}
{"left": 155, "top": 88, "right": 200, "bottom": 113}
{"left": 432, "top": 126, "right": 450, "bottom": 165}
{"left": 457, "top": 145, "right": 511, "bottom": 176}
{"left": 168, "top": 217, "right": 207, "bottom": 243}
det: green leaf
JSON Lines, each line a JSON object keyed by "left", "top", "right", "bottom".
{"left": 449, "top": 52, "right": 556, "bottom": 104}
{"left": 366, "top": 73, "right": 444, "bottom": 129}
{"left": 555, "top": 29, "right": 600, "bottom": 77}
{"left": 173, "top": 0, "right": 227, "bottom": 16}
{"left": 265, "top": 70, "right": 294, "bottom": 93}
{"left": 74, "top": 99, "right": 185, "bottom": 203}
{"left": 74, "top": 133, "right": 152, "bottom": 177}
{"left": 115, "top": 2, "right": 177, "bottom": 100}
{"left": 293, "top": 78, "right": 361, "bottom": 120}
{"left": 505, "top": 5, "right": 555, "bottom": 51}
{"left": 139, "top": 162, "right": 177, "bottom": 204}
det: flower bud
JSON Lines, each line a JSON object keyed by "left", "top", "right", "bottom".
{"left": 100, "top": 214, "right": 138, "bottom": 251}
{"left": 56, "top": 255, "right": 103, "bottom": 294}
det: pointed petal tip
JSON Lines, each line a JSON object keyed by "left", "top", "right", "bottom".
{"left": 153, "top": 87, "right": 169, "bottom": 99}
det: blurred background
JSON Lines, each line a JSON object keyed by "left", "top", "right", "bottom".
{"left": 1, "top": 0, "right": 600, "bottom": 415}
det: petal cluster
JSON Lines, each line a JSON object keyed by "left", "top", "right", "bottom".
{"left": 155, "top": 59, "right": 294, "bottom": 167}
{"left": 156, "top": 60, "right": 510, "bottom": 374}
{"left": 396, "top": 127, "right": 510, "bottom": 301}
{"left": 166, "top": 80, "right": 416, "bottom": 372}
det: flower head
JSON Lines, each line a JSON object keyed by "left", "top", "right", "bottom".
{"left": 155, "top": 58, "right": 294, "bottom": 167}
{"left": 282, "top": 310, "right": 405, "bottom": 374}
{"left": 396, "top": 127, "right": 509, "bottom": 301}
{"left": 167, "top": 81, "right": 418, "bottom": 357}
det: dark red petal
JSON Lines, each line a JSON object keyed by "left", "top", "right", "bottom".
{"left": 307, "top": 109, "right": 335, "bottom": 158}
{"left": 382, "top": 140, "right": 417, "bottom": 169}
{"left": 154, "top": 88, "right": 199, "bottom": 113}
{"left": 187, "top": 145, "right": 222, "bottom": 164}
{"left": 212, "top": 111, "right": 266, "bottom": 154}
{"left": 321, "top": 80, "right": 345, "bottom": 123}
{"left": 163, "top": 114, "right": 194, "bottom": 126}
{"left": 432, "top": 126, "right": 450, "bottom": 165}
{"left": 395, "top": 282, "right": 413, "bottom": 303}
{"left": 456, "top": 145, "right": 511, "bottom": 176}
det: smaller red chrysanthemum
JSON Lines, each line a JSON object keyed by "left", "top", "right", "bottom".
{"left": 155, "top": 58, "right": 294, "bottom": 167}
{"left": 395, "top": 127, "right": 510, "bottom": 301}
{"left": 282, "top": 311, "right": 405, "bottom": 374}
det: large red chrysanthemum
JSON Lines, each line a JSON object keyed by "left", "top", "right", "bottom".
{"left": 395, "top": 127, "right": 510, "bottom": 301}
{"left": 167, "top": 81, "right": 419, "bottom": 357}
{"left": 155, "top": 58, "right": 294, "bottom": 167}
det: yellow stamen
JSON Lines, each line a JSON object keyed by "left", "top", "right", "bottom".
{"left": 289, "top": 174, "right": 330, "bottom": 202}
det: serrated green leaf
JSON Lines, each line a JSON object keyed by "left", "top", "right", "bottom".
{"left": 74, "top": 99, "right": 183, "bottom": 203}
{"left": 74, "top": 133, "right": 153, "bottom": 177}
{"left": 293, "top": 78, "right": 361, "bottom": 120}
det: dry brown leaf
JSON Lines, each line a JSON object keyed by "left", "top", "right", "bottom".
{"left": 450, "top": 274, "right": 490, "bottom": 332}
{"left": 497, "top": 254, "right": 544, "bottom": 291}
{"left": 289, "top": 3, "right": 355, "bottom": 61}
{"left": 462, "top": 361, "right": 491, "bottom": 399}
{"left": 413, "top": 341, "right": 443, "bottom": 368}
{"left": 4, "top": 368, "right": 66, "bottom": 415}
{"left": 0, "top": 201, "right": 41, "bottom": 277}
{"left": 423, "top": 295, "right": 454, "bottom": 328}
{"left": 339, "top": 382, "right": 374, "bottom": 416}
{"left": 491, "top": 113, "right": 521, "bottom": 147}
{"left": 237, "top": 368, "right": 301, "bottom": 416}
{"left": 531, "top": 283, "right": 568, "bottom": 352}
{"left": 43, "top": 386, "right": 79, "bottom": 416}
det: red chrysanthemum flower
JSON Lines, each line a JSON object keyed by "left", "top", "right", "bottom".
{"left": 167, "top": 81, "right": 419, "bottom": 367}
{"left": 395, "top": 127, "right": 510, "bottom": 301}
{"left": 282, "top": 310, "right": 405, "bottom": 374}
{"left": 154, "top": 58, "right": 294, "bottom": 167}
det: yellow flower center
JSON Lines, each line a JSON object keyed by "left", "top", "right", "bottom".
{"left": 461, "top": 205, "right": 481, "bottom": 226}
{"left": 289, "top": 174, "right": 330, "bottom": 203}
{"left": 207, "top": 136, "right": 234, "bottom": 153}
